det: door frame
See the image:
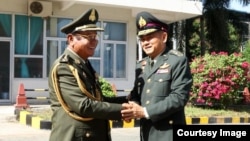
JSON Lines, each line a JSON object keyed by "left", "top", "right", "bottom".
{"left": 0, "top": 38, "right": 12, "bottom": 103}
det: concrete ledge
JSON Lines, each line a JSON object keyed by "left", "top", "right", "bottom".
{"left": 17, "top": 110, "right": 250, "bottom": 130}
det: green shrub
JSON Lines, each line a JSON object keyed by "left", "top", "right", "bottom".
{"left": 190, "top": 52, "right": 250, "bottom": 109}
{"left": 99, "top": 77, "right": 116, "bottom": 97}
{"left": 242, "top": 40, "right": 250, "bottom": 63}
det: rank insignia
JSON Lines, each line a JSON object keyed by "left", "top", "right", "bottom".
{"left": 141, "top": 60, "right": 147, "bottom": 66}
{"left": 74, "top": 59, "right": 81, "bottom": 65}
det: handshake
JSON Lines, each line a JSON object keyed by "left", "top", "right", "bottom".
{"left": 121, "top": 101, "right": 145, "bottom": 122}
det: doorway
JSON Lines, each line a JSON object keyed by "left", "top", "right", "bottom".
{"left": 0, "top": 40, "right": 10, "bottom": 101}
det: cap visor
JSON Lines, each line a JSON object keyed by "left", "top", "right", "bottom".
{"left": 138, "top": 29, "right": 158, "bottom": 36}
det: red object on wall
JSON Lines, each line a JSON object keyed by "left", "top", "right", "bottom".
{"left": 14, "top": 83, "right": 29, "bottom": 109}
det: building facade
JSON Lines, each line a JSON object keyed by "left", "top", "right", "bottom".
{"left": 0, "top": 0, "right": 202, "bottom": 104}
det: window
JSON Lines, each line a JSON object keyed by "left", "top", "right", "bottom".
{"left": 0, "top": 14, "right": 11, "bottom": 37}
{"left": 46, "top": 40, "right": 67, "bottom": 77}
{"left": 89, "top": 21, "right": 127, "bottom": 79}
{"left": 14, "top": 15, "right": 43, "bottom": 78}
{"left": 5, "top": 13, "right": 127, "bottom": 79}
{"left": 46, "top": 17, "right": 72, "bottom": 38}
{"left": 45, "top": 17, "right": 71, "bottom": 77}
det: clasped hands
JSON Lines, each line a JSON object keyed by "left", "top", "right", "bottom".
{"left": 121, "top": 101, "right": 145, "bottom": 122}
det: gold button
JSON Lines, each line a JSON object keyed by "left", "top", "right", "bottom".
{"left": 147, "top": 79, "right": 151, "bottom": 83}
{"left": 146, "top": 89, "right": 150, "bottom": 93}
{"left": 159, "top": 79, "right": 163, "bottom": 82}
{"left": 169, "top": 120, "right": 173, "bottom": 124}
{"left": 86, "top": 132, "right": 90, "bottom": 137}
{"left": 146, "top": 101, "right": 150, "bottom": 104}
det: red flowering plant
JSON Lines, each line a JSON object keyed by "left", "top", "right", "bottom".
{"left": 190, "top": 52, "right": 250, "bottom": 109}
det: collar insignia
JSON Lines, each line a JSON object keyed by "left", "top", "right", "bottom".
{"left": 139, "top": 16, "right": 146, "bottom": 28}
{"left": 141, "top": 60, "right": 147, "bottom": 66}
{"left": 89, "top": 9, "right": 96, "bottom": 22}
{"left": 74, "top": 59, "right": 81, "bottom": 65}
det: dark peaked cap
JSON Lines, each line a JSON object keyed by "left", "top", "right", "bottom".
{"left": 136, "top": 11, "right": 168, "bottom": 36}
{"left": 61, "top": 8, "right": 104, "bottom": 34}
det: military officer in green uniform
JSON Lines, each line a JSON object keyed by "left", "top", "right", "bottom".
{"left": 122, "top": 11, "right": 193, "bottom": 141}
{"left": 48, "top": 8, "right": 132, "bottom": 141}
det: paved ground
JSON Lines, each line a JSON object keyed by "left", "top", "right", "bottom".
{"left": 0, "top": 105, "right": 140, "bottom": 141}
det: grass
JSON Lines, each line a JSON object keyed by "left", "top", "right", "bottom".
{"left": 185, "top": 105, "right": 250, "bottom": 117}
{"left": 25, "top": 104, "right": 250, "bottom": 121}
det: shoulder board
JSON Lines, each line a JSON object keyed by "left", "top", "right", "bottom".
{"left": 137, "top": 58, "right": 147, "bottom": 66}
{"left": 59, "top": 54, "right": 69, "bottom": 63}
{"left": 169, "top": 50, "right": 183, "bottom": 56}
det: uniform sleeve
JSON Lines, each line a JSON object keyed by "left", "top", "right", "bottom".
{"left": 103, "top": 96, "right": 128, "bottom": 104}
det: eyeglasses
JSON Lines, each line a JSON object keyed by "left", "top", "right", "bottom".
{"left": 74, "top": 34, "right": 99, "bottom": 41}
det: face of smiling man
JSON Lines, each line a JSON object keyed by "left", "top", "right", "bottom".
{"left": 139, "top": 31, "right": 168, "bottom": 59}
{"left": 67, "top": 31, "right": 99, "bottom": 60}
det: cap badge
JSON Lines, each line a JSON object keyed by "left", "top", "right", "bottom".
{"left": 89, "top": 9, "right": 96, "bottom": 22}
{"left": 139, "top": 16, "right": 146, "bottom": 28}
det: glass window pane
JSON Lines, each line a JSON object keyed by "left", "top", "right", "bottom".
{"left": 15, "top": 15, "right": 28, "bottom": 55}
{"left": 14, "top": 57, "right": 42, "bottom": 78}
{"left": 61, "top": 41, "right": 67, "bottom": 54}
{"left": 103, "top": 43, "right": 114, "bottom": 78}
{"left": 89, "top": 59, "right": 100, "bottom": 75}
{"left": 93, "top": 42, "right": 101, "bottom": 57}
{"left": 103, "top": 22, "right": 126, "bottom": 41}
{"left": 30, "top": 17, "right": 43, "bottom": 55}
{"left": 0, "top": 14, "right": 11, "bottom": 37}
{"left": 46, "top": 17, "right": 72, "bottom": 37}
{"left": 47, "top": 40, "right": 58, "bottom": 77}
{"left": 116, "top": 44, "right": 126, "bottom": 78}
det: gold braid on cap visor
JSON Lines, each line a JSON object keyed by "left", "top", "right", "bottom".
{"left": 138, "top": 29, "right": 158, "bottom": 36}
{"left": 75, "top": 24, "right": 103, "bottom": 31}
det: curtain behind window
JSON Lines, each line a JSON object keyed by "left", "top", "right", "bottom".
{"left": 15, "top": 15, "right": 29, "bottom": 77}
{"left": 15, "top": 15, "right": 43, "bottom": 77}
{"left": 0, "top": 14, "right": 11, "bottom": 36}
{"left": 30, "top": 17, "right": 43, "bottom": 54}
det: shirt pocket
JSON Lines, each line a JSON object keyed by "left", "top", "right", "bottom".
{"left": 153, "top": 73, "right": 171, "bottom": 98}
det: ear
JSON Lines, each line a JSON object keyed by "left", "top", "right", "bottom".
{"left": 67, "top": 34, "right": 74, "bottom": 45}
{"left": 68, "top": 34, "right": 74, "bottom": 40}
{"left": 162, "top": 32, "right": 168, "bottom": 43}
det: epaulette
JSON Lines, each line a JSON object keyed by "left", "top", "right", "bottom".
{"left": 59, "top": 55, "right": 82, "bottom": 67}
{"left": 137, "top": 58, "right": 147, "bottom": 66}
{"left": 59, "top": 55, "right": 69, "bottom": 63}
{"left": 169, "top": 49, "right": 183, "bottom": 56}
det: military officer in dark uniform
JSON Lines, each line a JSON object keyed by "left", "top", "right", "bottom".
{"left": 48, "top": 8, "right": 132, "bottom": 141}
{"left": 122, "top": 11, "right": 193, "bottom": 141}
